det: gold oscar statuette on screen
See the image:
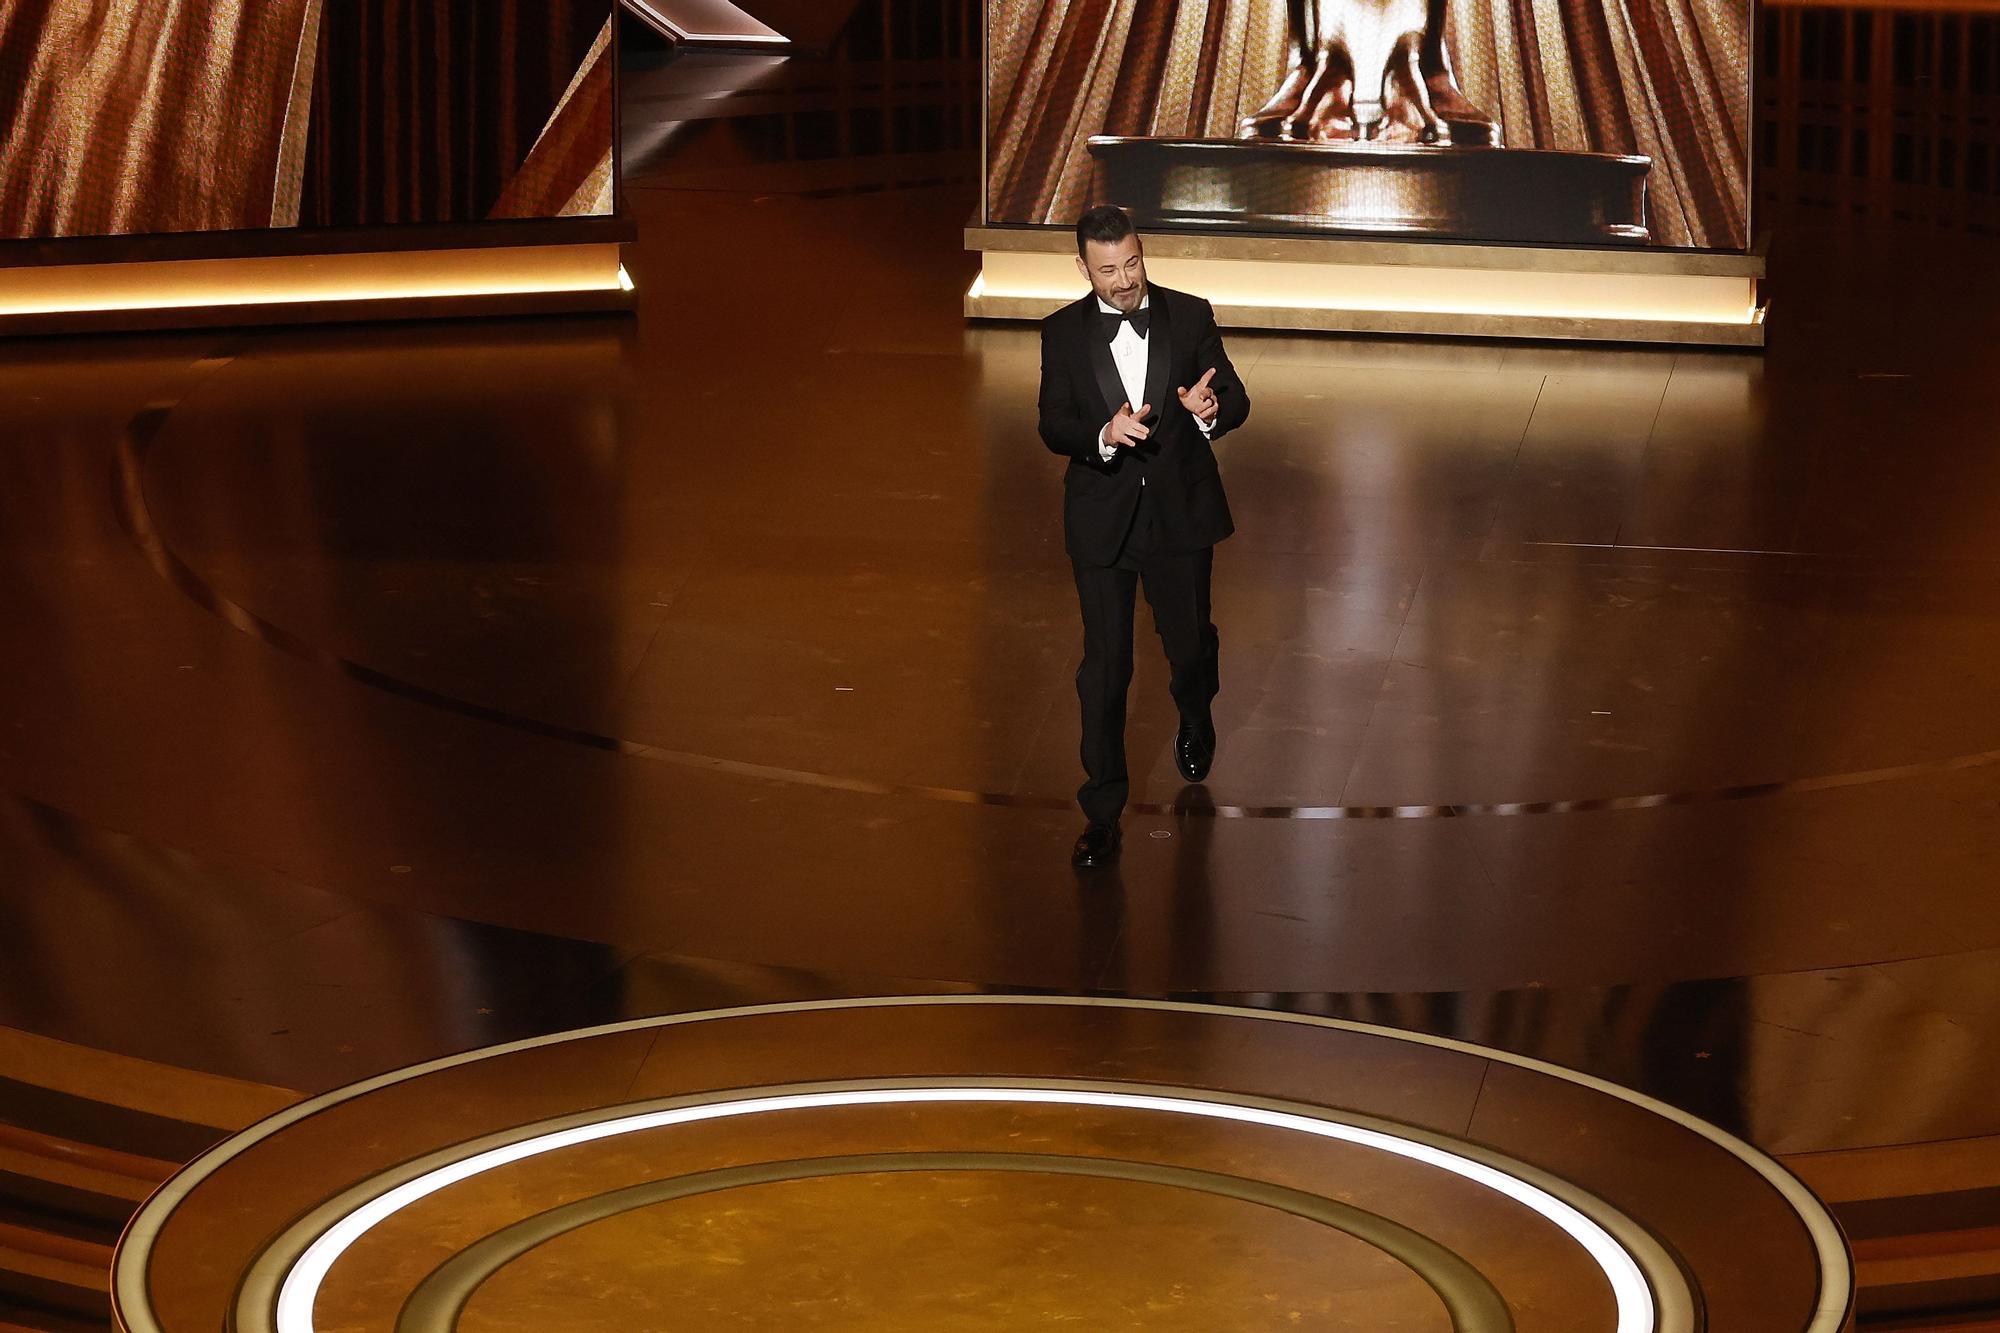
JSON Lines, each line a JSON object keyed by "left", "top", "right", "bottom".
{"left": 1089, "top": 0, "right": 1654, "bottom": 245}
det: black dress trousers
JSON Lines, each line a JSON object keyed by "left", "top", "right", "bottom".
{"left": 1072, "top": 486, "right": 1219, "bottom": 827}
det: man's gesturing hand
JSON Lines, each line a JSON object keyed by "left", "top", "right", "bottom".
{"left": 1177, "top": 367, "right": 1219, "bottom": 424}
{"left": 1105, "top": 401, "right": 1153, "bottom": 448}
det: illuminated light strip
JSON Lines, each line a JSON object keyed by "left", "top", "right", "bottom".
{"left": 969, "top": 252, "right": 1762, "bottom": 329}
{"left": 977, "top": 271, "right": 1753, "bottom": 324}
{"left": 271, "top": 1085, "right": 1655, "bottom": 1333}
{"left": 0, "top": 245, "right": 629, "bottom": 320}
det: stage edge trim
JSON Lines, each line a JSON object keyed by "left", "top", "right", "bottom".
{"left": 965, "top": 239, "right": 1766, "bottom": 346}
{"left": 0, "top": 242, "right": 633, "bottom": 337}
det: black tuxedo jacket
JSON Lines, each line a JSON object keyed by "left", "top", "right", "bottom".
{"left": 1037, "top": 284, "right": 1249, "bottom": 566}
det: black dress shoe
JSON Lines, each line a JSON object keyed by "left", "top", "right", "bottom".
{"left": 1071, "top": 823, "right": 1121, "bottom": 869}
{"left": 1175, "top": 719, "right": 1216, "bottom": 783}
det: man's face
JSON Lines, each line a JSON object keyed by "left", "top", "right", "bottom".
{"left": 1077, "top": 233, "right": 1147, "bottom": 312}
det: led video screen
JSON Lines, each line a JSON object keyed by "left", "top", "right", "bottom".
{"left": 0, "top": 0, "right": 615, "bottom": 241}
{"left": 985, "top": 0, "right": 1750, "bottom": 251}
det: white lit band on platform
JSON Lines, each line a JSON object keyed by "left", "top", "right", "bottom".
{"left": 262, "top": 1083, "right": 1664, "bottom": 1333}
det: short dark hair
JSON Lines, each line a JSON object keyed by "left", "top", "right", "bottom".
{"left": 1075, "top": 206, "right": 1136, "bottom": 258}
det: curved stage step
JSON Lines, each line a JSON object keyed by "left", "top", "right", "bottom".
{"left": 0, "top": 1030, "right": 295, "bottom": 1332}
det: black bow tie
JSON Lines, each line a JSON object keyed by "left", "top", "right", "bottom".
{"left": 1100, "top": 306, "right": 1151, "bottom": 341}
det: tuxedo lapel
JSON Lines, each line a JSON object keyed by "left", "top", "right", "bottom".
{"left": 1084, "top": 310, "right": 1126, "bottom": 419}
{"left": 1142, "top": 291, "right": 1173, "bottom": 426}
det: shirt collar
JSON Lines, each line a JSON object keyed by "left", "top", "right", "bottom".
{"left": 1095, "top": 292, "right": 1151, "bottom": 316}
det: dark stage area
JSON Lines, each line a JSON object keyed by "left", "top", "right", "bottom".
{"left": 9, "top": 176, "right": 2000, "bottom": 1140}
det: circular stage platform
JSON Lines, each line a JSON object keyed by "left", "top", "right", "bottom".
{"left": 113, "top": 998, "right": 1850, "bottom": 1333}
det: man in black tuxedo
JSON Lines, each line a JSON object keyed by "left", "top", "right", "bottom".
{"left": 1038, "top": 207, "right": 1251, "bottom": 869}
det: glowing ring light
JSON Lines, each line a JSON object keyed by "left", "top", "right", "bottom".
{"left": 267, "top": 1084, "right": 1659, "bottom": 1333}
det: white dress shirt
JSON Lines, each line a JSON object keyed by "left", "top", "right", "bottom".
{"left": 1095, "top": 294, "right": 1214, "bottom": 471}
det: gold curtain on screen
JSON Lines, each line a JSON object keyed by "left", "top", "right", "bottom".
{"left": 0, "top": 0, "right": 322, "bottom": 238}
{"left": 986, "top": 0, "right": 1749, "bottom": 248}
{"left": 0, "top": 0, "right": 614, "bottom": 240}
